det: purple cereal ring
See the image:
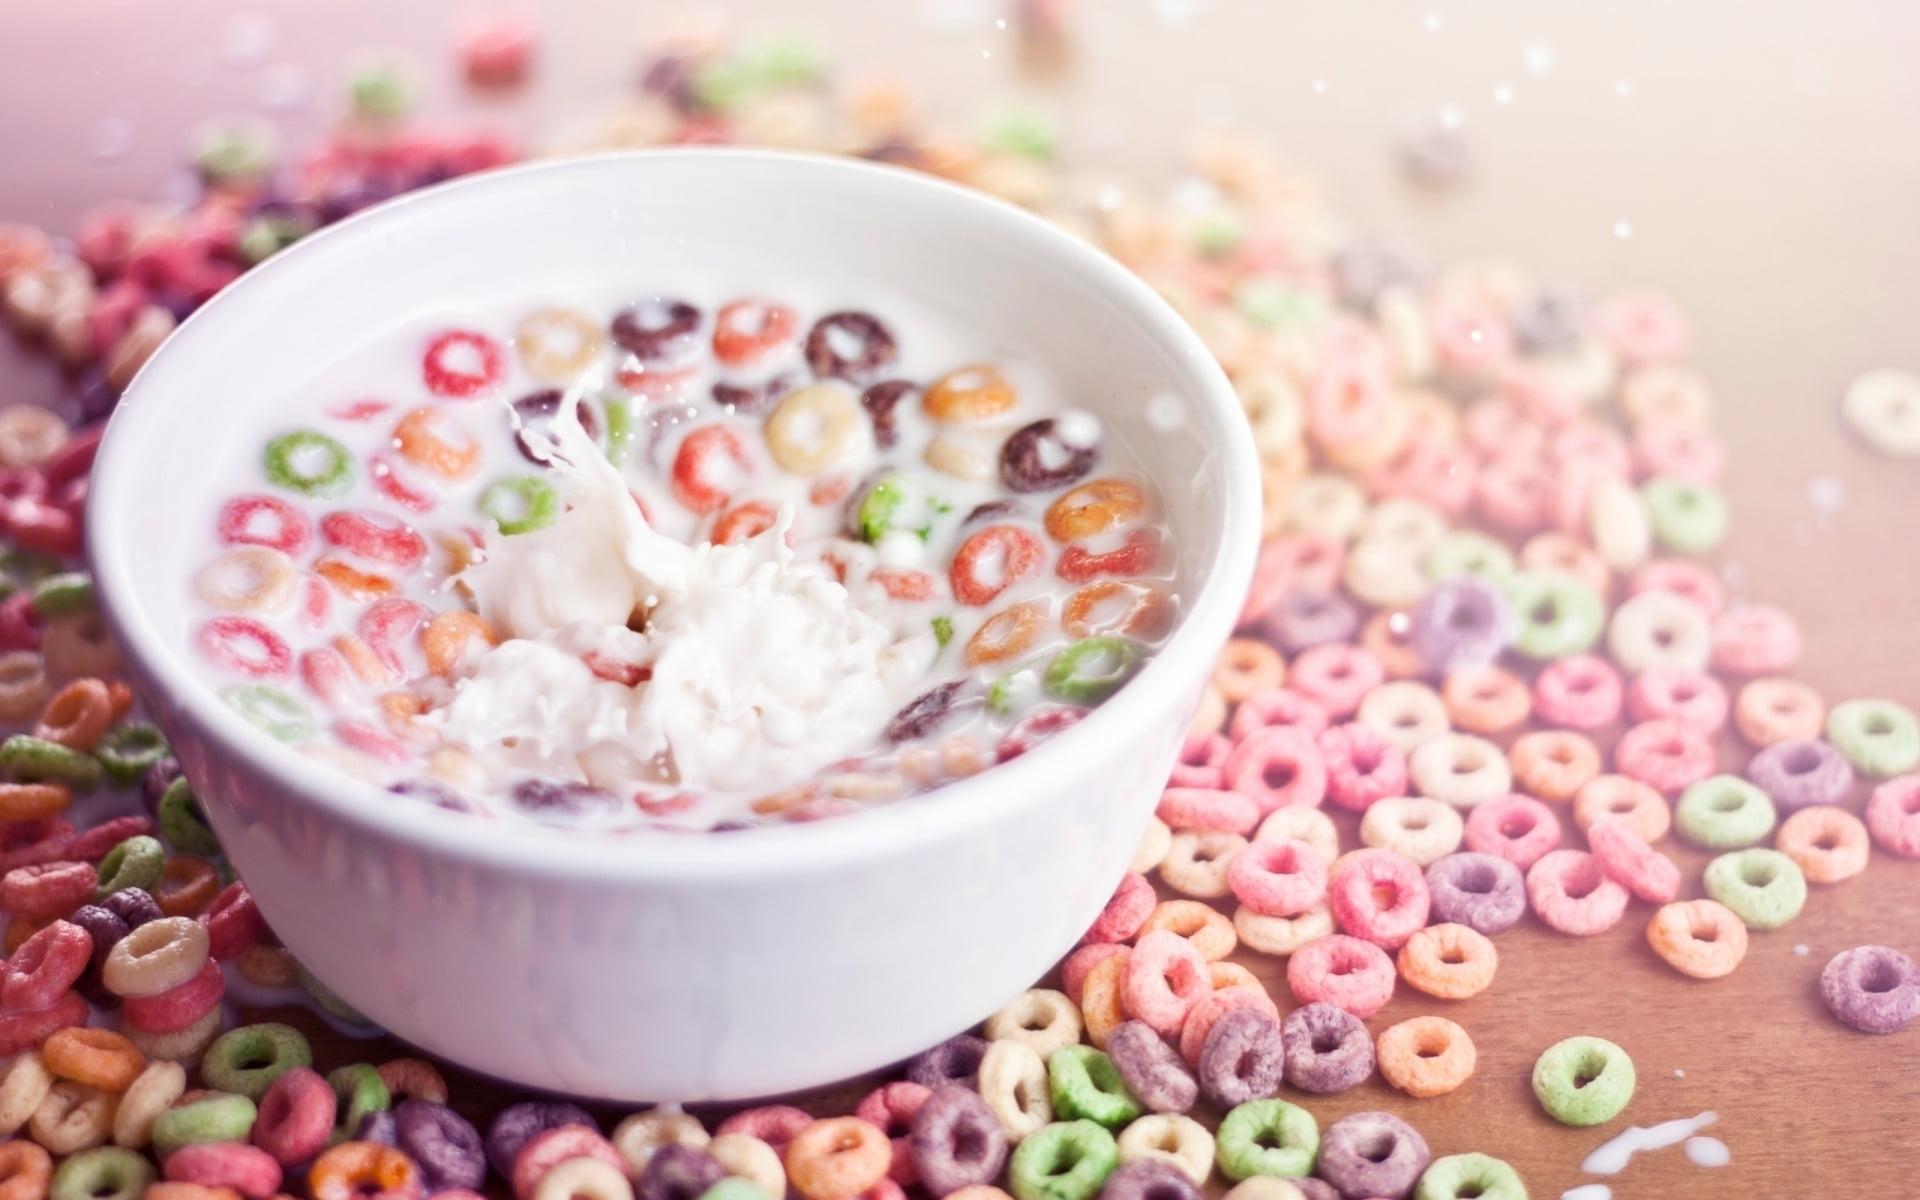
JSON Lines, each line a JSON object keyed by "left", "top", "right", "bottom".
{"left": 909, "top": 1085, "right": 1008, "bottom": 1196}
{"left": 1223, "top": 726, "right": 1329, "bottom": 815}
{"left": 1584, "top": 819, "right": 1681, "bottom": 904}
{"left": 1624, "top": 666, "right": 1727, "bottom": 736}
{"left": 1228, "top": 839, "right": 1329, "bottom": 918}
{"left": 1264, "top": 587, "right": 1362, "bottom": 655}
{"left": 1531, "top": 654, "right": 1624, "bottom": 731}
{"left": 395, "top": 1099, "right": 487, "bottom": 1193}
{"left": 860, "top": 380, "right": 916, "bottom": 448}
{"left": 1104, "top": 1020, "right": 1199, "bottom": 1114}
{"left": 1423, "top": 852, "right": 1527, "bottom": 936}
{"left": 485, "top": 1101, "right": 599, "bottom": 1178}
{"left": 1526, "top": 849, "right": 1630, "bottom": 936}
{"left": 611, "top": 298, "right": 703, "bottom": 364}
{"left": 1280, "top": 1002, "right": 1375, "bottom": 1094}
{"left": 1097, "top": 1159, "right": 1202, "bottom": 1200}
{"left": 905, "top": 1035, "right": 989, "bottom": 1090}
{"left": 1000, "top": 419, "right": 1098, "bottom": 494}
{"left": 806, "top": 311, "right": 898, "bottom": 382}
{"left": 1122, "top": 931, "right": 1213, "bottom": 1037}
{"left": 1229, "top": 689, "right": 1331, "bottom": 742}
{"left": 1288, "top": 644, "right": 1386, "bottom": 722}
{"left": 1176, "top": 987, "right": 1277, "bottom": 1068}
{"left": 1327, "top": 849, "right": 1430, "bottom": 950}
{"left": 638, "top": 1143, "right": 726, "bottom": 1200}
{"left": 103, "top": 886, "right": 164, "bottom": 929}
{"left": 1316, "top": 1111, "right": 1429, "bottom": 1200}
{"left": 1197, "top": 1005, "right": 1285, "bottom": 1108}
{"left": 1746, "top": 739, "right": 1854, "bottom": 814}
{"left": 1318, "top": 723, "right": 1408, "bottom": 814}
{"left": 1462, "top": 794, "right": 1562, "bottom": 870}
{"left": 355, "top": 1109, "right": 399, "bottom": 1146}
{"left": 1410, "top": 577, "right": 1514, "bottom": 674}
{"left": 1820, "top": 945, "right": 1920, "bottom": 1034}
{"left": 1285, "top": 935, "right": 1396, "bottom": 1019}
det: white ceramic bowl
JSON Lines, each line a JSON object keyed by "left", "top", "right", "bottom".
{"left": 88, "top": 148, "right": 1259, "bottom": 1102}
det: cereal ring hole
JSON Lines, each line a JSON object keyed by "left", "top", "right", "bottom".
{"left": 1866, "top": 715, "right": 1895, "bottom": 736}
{"left": 1263, "top": 763, "right": 1297, "bottom": 789}
{"left": 1741, "top": 862, "right": 1777, "bottom": 887}
{"left": 1861, "top": 961, "right": 1902, "bottom": 993}
{"left": 1710, "top": 794, "right": 1745, "bottom": 813}
{"left": 1690, "top": 922, "right": 1720, "bottom": 943}
{"left": 1455, "top": 863, "right": 1499, "bottom": 893}
{"left": 1782, "top": 746, "right": 1822, "bottom": 774}
{"left": 1562, "top": 864, "right": 1602, "bottom": 900}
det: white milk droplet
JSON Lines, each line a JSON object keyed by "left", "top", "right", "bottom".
{"left": 1493, "top": 84, "right": 1515, "bottom": 104}
{"left": 1581, "top": 1112, "right": 1719, "bottom": 1175}
{"left": 1806, "top": 475, "right": 1845, "bottom": 513}
{"left": 1524, "top": 40, "right": 1558, "bottom": 76}
{"left": 1616, "top": 79, "right": 1634, "bottom": 97}
{"left": 1684, "top": 1137, "right": 1731, "bottom": 1168}
{"left": 1424, "top": 11, "right": 1444, "bottom": 32}
{"left": 1438, "top": 104, "right": 1466, "bottom": 130}
{"left": 1055, "top": 411, "right": 1103, "bottom": 448}
{"left": 1793, "top": 943, "right": 1810, "bottom": 956}
{"left": 1311, "top": 78, "right": 1329, "bottom": 94}
{"left": 1673, "top": 1068, "right": 1686, "bottom": 1078}
{"left": 1562, "top": 1187, "right": 1612, "bottom": 1200}
{"left": 1613, "top": 219, "right": 1634, "bottom": 240}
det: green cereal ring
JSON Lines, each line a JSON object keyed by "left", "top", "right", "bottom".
{"left": 1216, "top": 1099, "right": 1319, "bottom": 1181}
{"left": 239, "top": 214, "right": 310, "bottom": 266}
{"left": 1044, "top": 638, "right": 1143, "bottom": 705}
{"left": 225, "top": 684, "right": 315, "bottom": 742}
{"left": 602, "top": 394, "right": 636, "bottom": 464}
{"left": 1703, "top": 848, "right": 1807, "bottom": 930}
{"left": 1416, "top": 1153, "right": 1528, "bottom": 1200}
{"left": 349, "top": 63, "right": 412, "bottom": 118}
{"left": 988, "top": 661, "right": 1044, "bottom": 716}
{"left": 194, "top": 122, "right": 276, "bottom": 184}
{"left": 30, "top": 571, "right": 94, "bottom": 617}
{"left": 159, "top": 777, "right": 223, "bottom": 856}
{"left": 49, "top": 1146, "right": 155, "bottom": 1200}
{"left": 1826, "top": 699, "right": 1920, "bottom": 777}
{"left": 1424, "top": 531, "right": 1517, "bottom": 583}
{"left": 1008, "top": 1120, "right": 1119, "bottom": 1200}
{"left": 479, "top": 475, "right": 559, "bottom": 536}
{"left": 151, "top": 1091, "right": 258, "bottom": 1157}
{"left": 931, "top": 615, "right": 955, "bottom": 649}
{"left": 94, "top": 722, "right": 170, "bottom": 787}
{"left": 1047, "top": 1045, "right": 1140, "bottom": 1129}
{"left": 1233, "top": 280, "right": 1322, "bottom": 330}
{"left": 264, "top": 431, "right": 354, "bottom": 498}
{"left": 201, "top": 1023, "right": 314, "bottom": 1099}
{"left": 1, "top": 733, "right": 104, "bottom": 791}
{"left": 297, "top": 962, "right": 380, "bottom": 1029}
{"left": 1503, "top": 571, "right": 1604, "bottom": 661}
{"left": 698, "top": 1181, "right": 769, "bottom": 1200}
{"left": 328, "top": 1062, "right": 392, "bottom": 1138}
{"left": 96, "top": 835, "right": 166, "bottom": 899}
{"left": 1530, "top": 1036, "right": 1635, "bottom": 1127}
{"left": 855, "top": 474, "right": 911, "bottom": 543}
{"left": 693, "top": 60, "right": 757, "bottom": 113}
{"left": 740, "top": 36, "right": 825, "bottom": 87}
{"left": 983, "top": 106, "right": 1058, "bottom": 161}
{"left": 1674, "top": 775, "right": 1777, "bottom": 849}
{"left": 1642, "top": 476, "right": 1729, "bottom": 555}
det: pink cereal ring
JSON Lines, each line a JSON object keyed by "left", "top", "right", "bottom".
{"left": 716, "top": 1106, "right": 814, "bottom": 1154}
{"left": 422, "top": 329, "right": 506, "bottom": 398}
{"left": 1633, "top": 421, "right": 1725, "bottom": 482}
{"left": 1061, "top": 944, "right": 1128, "bottom": 1008}
{"left": 166, "top": 1143, "right": 284, "bottom": 1199}
{"left": 253, "top": 1067, "right": 335, "bottom": 1167}
{"left": 1461, "top": 395, "right": 1545, "bottom": 462}
{"left": 1471, "top": 454, "right": 1551, "bottom": 535}
{"left": 1709, "top": 605, "right": 1802, "bottom": 676}
{"left": 1156, "top": 789, "right": 1259, "bottom": 835}
{"left": 1431, "top": 303, "right": 1514, "bottom": 377}
{"left": 1306, "top": 359, "right": 1394, "bottom": 451}
{"left": 1625, "top": 666, "right": 1729, "bottom": 736}
{"left": 320, "top": 511, "right": 428, "bottom": 571}
{"left": 196, "top": 617, "right": 291, "bottom": 679}
{"left": 1228, "top": 689, "right": 1331, "bottom": 742}
{"left": 1082, "top": 873, "right": 1155, "bottom": 944}
{"left": 0, "top": 988, "right": 87, "bottom": 1056}
{"left": 1326, "top": 848, "right": 1429, "bottom": 950}
{"left": 1227, "top": 838, "right": 1329, "bottom": 917}
{"left": 358, "top": 598, "right": 432, "bottom": 678}
{"left": 854, "top": 1081, "right": 930, "bottom": 1187}
{"left": 300, "top": 648, "right": 357, "bottom": 708}
{"left": 1239, "top": 534, "right": 1344, "bottom": 628}
{"left": 1865, "top": 776, "right": 1920, "bottom": 859}
{"left": 1585, "top": 817, "right": 1680, "bottom": 903}
{"left": 1362, "top": 435, "right": 1474, "bottom": 519}
{"left": 1462, "top": 794, "right": 1562, "bottom": 870}
{"left": 123, "top": 956, "right": 224, "bottom": 1034}
{"left": 671, "top": 425, "right": 754, "bottom": 515}
{"left": 1223, "top": 726, "right": 1328, "bottom": 814}
{"left": 1, "top": 860, "right": 97, "bottom": 920}
{"left": 510, "top": 1126, "right": 623, "bottom": 1200}
{"left": 1176, "top": 985, "right": 1279, "bottom": 1067}
{"left": 1613, "top": 718, "right": 1717, "bottom": 798}
{"left": 1317, "top": 722, "right": 1408, "bottom": 813}
{"left": 1628, "top": 559, "right": 1725, "bottom": 618}
{"left": 1550, "top": 420, "right": 1634, "bottom": 477}
{"left": 1530, "top": 654, "right": 1624, "bottom": 731}
{"left": 217, "top": 495, "right": 312, "bottom": 556}
{"left": 1595, "top": 290, "right": 1688, "bottom": 366}
{"left": 1286, "top": 644, "right": 1384, "bottom": 721}
{"left": 1526, "top": 849, "right": 1630, "bottom": 936}
{"left": 1121, "top": 930, "right": 1213, "bottom": 1037}
{"left": 1168, "top": 733, "right": 1232, "bottom": 790}
{"left": 1284, "top": 934, "right": 1396, "bottom": 1018}
{"left": 1, "top": 918, "right": 91, "bottom": 1011}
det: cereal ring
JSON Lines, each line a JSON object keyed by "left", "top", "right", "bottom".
{"left": 1175, "top": 988, "right": 1279, "bottom": 1069}
{"left": 1359, "top": 796, "right": 1463, "bottom": 866}
{"left": 1212, "top": 640, "right": 1285, "bottom": 705}
{"left": 1820, "top": 945, "right": 1920, "bottom": 1033}
{"left": 1709, "top": 605, "right": 1801, "bottom": 676}
{"left": 1376, "top": 1017, "right": 1475, "bottom": 1099}
{"left": 1222, "top": 727, "right": 1327, "bottom": 814}
{"left": 1129, "top": 818, "right": 1174, "bottom": 873}
{"left": 671, "top": 426, "right": 754, "bottom": 515}
{"left": 1226, "top": 838, "right": 1327, "bottom": 917}
{"left": 711, "top": 298, "right": 799, "bottom": 368}
{"left": 1279, "top": 1002, "right": 1373, "bottom": 1095}
{"left": 1045, "top": 480, "right": 1146, "bottom": 543}
{"left": 984, "top": 990, "right": 1083, "bottom": 1062}
{"left": 1285, "top": 935, "right": 1395, "bottom": 1018}
{"left": 766, "top": 384, "right": 871, "bottom": 476}
{"left": 1102, "top": 1022, "right": 1198, "bottom": 1116}
{"left": 1413, "top": 1154, "right": 1524, "bottom": 1200}
{"left": 950, "top": 526, "right": 1045, "bottom": 607}
{"left": 309, "top": 1142, "right": 421, "bottom": 1200}
{"left": 1006, "top": 1120, "right": 1115, "bottom": 1200}
{"left": 1840, "top": 368, "right": 1920, "bottom": 456}
{"left": 1735, "top": 677, "right": 1825, "bottom": 747}
{"left": 1214, "top": 1100, "right": 1318, "bottom": 1182}
{"left": 1047, "top": 1047, "right": 1140, "bottom": 1131}
{"left": 806, "top": 312, "right": 897, "bottom": 383}
{"left": 198, "top": 1024, "right": 312, "bottom": 1100}
{"left": 1423, "top": 852, "right": 1527, "bottom": 935}
{"left": 392, "top": 407, "right": 483, "bottom": 480}
{"left": 1508, "top": 730, "right": 1601, "bottom": 803}
{"left": 1355, "top": 681, "right": 1448, "bottom": 755}
{"left": 1828, "top": 698, "right": 1920, "bottom": 778}
{"left": 1121, "top": 931, "right": 1212, "bottom": 1038}
{"left": 1531, "top": 654, "right": 1625, "bottom": 731}
{"left": 1607, "top": 590, "right": 1710, "bottom": 675}
{"left": 1262, "top": 588, "right": 1361, "bottom": 656}
{"left": 196, "top": 617, "right": 292, "bottom": 679}
{"left": 612, "top": 299, "right": 702, "bottom": 364}
{"left": 43, "top": 1026, "right": 145, "bottom": 1092}
{"left": 53, "top": 1145, "right": 156, "bottom": 1200}
{"left": 1409, "top": 577, "right": 1512, "bottom": 674}
{"left": 1232, "top": 902, "right": 1332, "bottom": 958}
{"left": 1645, "top": 899, "right": 1748, "bottom": 979}
{"left": 1527, "top": 849, "right": 1629, "bottom": 936}
{"left": 1674, "top": 775, "right": 1776, "bottom": 848}
{"left": 1286, "top": 644, "right": 1381, "bottom": 721}
{"left": 1358, "top": 609, "right": 1425, "bottom": 681}
{"left": 910, "top": 1085, "right": 1007, "bottom": 1196}
{"left": 1396, "top": 923, "right": 1497, "bottom": 999}
{"left": 216, "top": 495, "right": 311, "bottom": 556}
{"left": 1197, "top": 1008, "right": 1285, "bottom": 1109}
{"left": 102, "top": 916, "right": 210, "bottom": 998}
{"left": 1532, "top": 1036, "right": 1635, "bottom": 1127}
{"left": 194, "top": 548, "right": 299, "bottom": 616}
{"left": 1317, "top": 722, "right": 1409, "bottom": 813}
{"left": 1623, "top": 665, "right": 1726, "bottom": 736}
{"left": 1231, "top": 689, "right": 1330, "bottom": 742}
{"left": 1702, "top": 848, "right": 1806, "bottom": 930}
{"left": 1586, "top": 818, "right": 1680, "bottom": 903}
{"left": 1613, "top": 718, "right": 1716, "bottom": 798}
{"left": 1061, "top": 581, "right": 1173, "bottom": 641}
{"left": 1113, "top": 1117, "right": 1212, "bottom": 1186}
{"left": 31, "top": 1079, "right": 117, "bottom": 1155}
{"left": 514, "top": 307, "right": 606, "bottom": 382}
{"left": 1504, "top": 570, "right": 1604, "bottom": 661}
{"left": 1775, "top": 805, "right": 1870, "bottom": 883}
{"left": 1866, "top": 775, "right": 1920, "bottom": 857}
{"left": 1439, "top": 668, "right": 1531, "bottom": 736}
{"left": 1315, "top": 1113, "right": 1428, "bottom": 1200}
{"left": 1746, "top": 738, "right": 1853, "bottom": 813}
{"left": 1168, "top": 735, "right": 1230, "bottom": 791}
{"left": 1409, "top": 733, "right": 1510, "bottom": 808}
{"left": 1000, "top": 419, "right": 1097, "bottom": 494}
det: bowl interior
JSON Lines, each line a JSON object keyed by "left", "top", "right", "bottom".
{"left": 90, "top": 148, "right": 1259, "bottom": 873}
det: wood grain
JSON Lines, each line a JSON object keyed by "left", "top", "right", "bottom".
{"left": 7, "top": 2, "right": 1920, "bottom": 1197}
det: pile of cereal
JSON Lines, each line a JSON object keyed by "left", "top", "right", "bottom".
{"left": 4, "top": 17, "right": 1920, "bottom": 1200}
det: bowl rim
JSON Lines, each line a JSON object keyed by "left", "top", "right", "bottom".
{"left": 88, "top": 146, "right": 1261, "bottom": 883}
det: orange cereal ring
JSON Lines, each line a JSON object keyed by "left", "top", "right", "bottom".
{"left": 31, "top": 678, "right": 115, "bottom": 751}
{"left": 514, "top": 307, "right": 606, "bottom": 383}
{"left": 1775, "top": 805, "right": 1871, "bottom": 884}
{"left": 154, "top": 856, "right": 223, "bottom": 918}
{"left": 1212, "top": 639, "right": 1285, "bottom": 705}
{"left": 375, "top": 1058, "right": 448, "bottom": 1104}
{"left": 784, "top": 1117, "right": 892, "bottom": 1200}
{"left": 0, "top": 1141, "right": 52, "bottom": 1200}
{"left": 333, "top": 636, "right": 390, "bottom": 686}
{"left": 1441, "top": 667, "right": 1531, "bottom": 735}
{"left": 1209, "top": 961, "right": 1261, "bottom": 991}
{"left": 1078, "top": 952, "right": 1129, "bottom": 1049}
{"left": 964, "top": 602, "right": 1046, "bottom": 668}
{"left": 379, "top": 693, "right": 436, "bottom": 746}
{"left": 1061, "top": 580, "right": 1175, "bottom": 641}
{"left": 712, "top": 298, "right": 799, "bottom": 367}
{"left": 922, "top": 365, "right": 1016, "bottom": 422}
{"left": 146, "top": 1187, "right": 240, "bottom": 1200}
{"left": 1508, "top": 730, "right": 1601, "bottom": 802}
{"left": 1045, "top": 479, "right": 1147, "bottom": 543}
{"left": 1734, "top": 677, "right": 1825, "bottom": 747}
{"left": 1646, "top": 899, "right": 1748, "bottom": 979}
{"left": 711, "top": 500, "right": 779, "bottom": 546}
{"left": 393, "top": 407, "right": 483, "bottom": 480}
{"left": 0, "top": 781, "right": 70, "bottom": 822}
{"left": 1519, "top": 532, "right": 1610, "bottom": 598}
{"left": 1375, "top": 1016, "right": 1476, "bottom": 1098}
{"left": 423, "top": 611, "right": 497, "bottom": 677}
{"left": 1396, "top": 924, "right": 1498, "bottom": 1000}
{"left": 105, "top": 680, "right": 135, "bottom": 721}
{"left": 41, "top": 1026, "right": 145, "bottom": 1092}
{"left": 308, "top": 1141, "right": 422, "bottom": 1200}
{"left": 1360, "top": 610, "right": 1425, "bottom": 681}
{"left": 315, "top": 559, "right": 397, "bottom": 601}
{"left": 1138, "top": 899, "right": 1238, "bottom": 962}
{"left": 1573, "top": 775, "right": 1671, "bottom": 844}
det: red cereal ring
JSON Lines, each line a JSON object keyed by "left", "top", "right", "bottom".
{"left": 854, "top": 1080, "right": 929, "bottom": 1187}
{"left": 949, "top": 525, "right": 1045, "bottom": 607}
{"left": 1613, "top": 718, "right": 1716, "bottom": 797}
{"left": 1056, "top": 528, "right": 1160, "bottom": 584}
{"left": 712, "top": 298, "right": 800, "bottom": 367}
{"left": 299, "top": 648, "right": 356, "bottom": 708}
{"left": 1472, "top": 453, "right": 1552, "bottom": 535}
{"left": 369, "top": 455, "right": 439, "bottom": 514}
{"left": 1628, "top": 558, "right": 1725, "bottom": 618}
{"left": 336, "top": 719, "right": 410, "bottom": 764}
{"left": 253, "top": 1068, "right": 336, "bottom": 1167}
{"left": 1306, "top": 359, "right": 1392, "bottom": 450}
{"left": 1866, "top": 776, "right": 1920, "bottom": 859}
{"left": 1121, "top": 929, "right": 1213, "bottom": 1037}
{"left": 8, "top": 500, "right": 83, "bottom": 557}
{"left": 1044, "top": 479, "right": 1147, "bottom": 543}
{"left": 710, "top": 499, "right": 779, "bottom": 545}
{"left": 1156, "top": 788, "right": 1260, "bottom": 836}
{"left": 1326, "top": 848, "right": 1430, "bottom": 950}
{"left": 123, "top": 956, "right": 225, "bottom": 1034}
{"left": 1285, "top": 933, "right": 1396, "bottom": 1018}
{"left": 41, "top": 423, "right": 103, "bottom": 495}
{"left": 1361, "top": 434, "right": 1475, "bottom": 518}
{"left": 1526, "top": 849, "right": 1630, "bottom": 936}
{"left": 1238, "top": 533, "right": 1344, "bottom": 627}
{"left": 1222, "top": 726, "right": 1328, "bottom": 815}
{"left": 1228, "top": 838, "right": 1329, "bottom": 917}
{"left": 0, "top": 988, "right": 88, "bottom": 1056}
{"left": 995, "top": 706, "right": 1082, "bottom": 762}
{"left": 422, "top": 329, "right": 506, "bottom": 398}
{"left": 300, "top": 577, "right": 334, "bottom": 629}
{"left": 509, "top": 1126, "right": 622, "bottom": 1200}
{"left": 65, "top": 814, "right": 153, "bottom": 862}
{"left": 196, "top": 617, "right": 292, "bottom": 678}
{"left": 0, "top": 860, "right": 97, "bottom": 920}
{"left": 716, "top": 1105, "right": 814, "bottom": 1154}
{"left": 217, "top": 495, "right": 312, "bottom": 556}
{"left": 1082, "top": 873, "right": 1155, "bottom": 944}
{"left": 314, "top": 559, "right": 398, "bottom": 600}
{"left": 164, "top": 1142, "right": 284, "bottom": 1199}
{"left": 392, "top": 407, "right": 483, "bottom": 480}
{"left": 1462, "top": 794, "right": 1563, "bottom": 870}
{"left": 200, "top": 881, "right": 265, "bottom": 961}
{"left": 672, "top": 426, "right": 754, "bottom": 515}
{"left": 0, "top": 918, "right": 90, "bottom": 1011}
{"left": 871, "top": 569, "right": 937, "bottom": 603}
{"left": 321, "top": 511, "right": 427, "bottom": 570}
{"left": 1169, "top": 733, "right": 1232, "bottom": 790}
{"left": 358, "top": 598, "right": 432, "bottom": 678}
{"left": 1317, "top": 722, "right": 1408, "bottom": 813}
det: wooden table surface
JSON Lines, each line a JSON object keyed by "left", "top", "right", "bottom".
{"left": 6, "top": 2, "right": 1920, "bottom": 1197}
